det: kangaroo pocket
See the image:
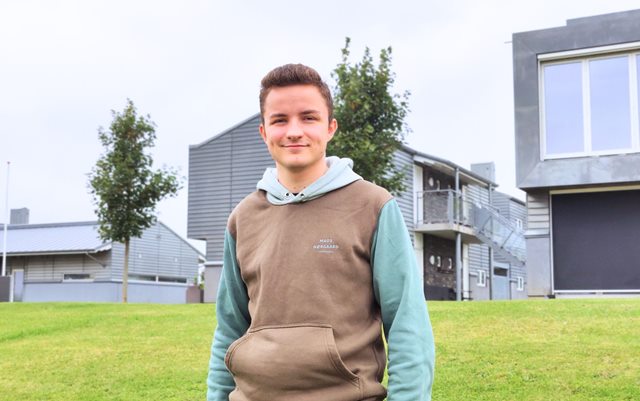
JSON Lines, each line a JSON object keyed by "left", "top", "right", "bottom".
{"left": 225, "top": 324, "right": 362, "bottom": 401}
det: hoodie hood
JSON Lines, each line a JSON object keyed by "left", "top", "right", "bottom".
{"left": 256, "top": 156, "right": 362, "bottom": 205}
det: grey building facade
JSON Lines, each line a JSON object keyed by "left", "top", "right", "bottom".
{"left": 513, "top": 9, "right": 640, "bottom": 297}
{"left": 188, "top": 115, "right": 527, "bottom": 302}
{"left": 1, "top": 220, "right": 203, "bottom": 303}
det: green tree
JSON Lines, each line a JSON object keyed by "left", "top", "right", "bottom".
{"left": 328, "top": 37, "right": 410, "bottom": 195}
{"left": 89, "top": 100, "right": 181, "bottom": 303}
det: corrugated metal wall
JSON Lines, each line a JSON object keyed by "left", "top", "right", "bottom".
{"left": 188, "top": 115, "right": 274, "bottom": 262}
{"left": 393, "top": 149, "right": 415, "bottom": 235}
{"left": 110, "top": 223, "right": 200, "bottom": 281}
{"left": 491, "top": 192, "right": 511, "bottom": 220}
{"left": 491, "top": 191, "right": 528, "bottom": 296}
{"left": 188, "top": 129, "right": 234, "bottom": 247}
{"left": 526, "top": 192, "right": 550, "bottom": 233}
{"left": 491, "top": 192, "right": 527, "bottom": 225}
{"left": 509, "top": 200, "right": 527, "bottom": 298}
{"left": 465, "top": 184, "right": 491, "bottom": 279}
{"left": 16, "top": 253, "right": 110, "bottom": 282}
{"left": 509, "top": 201, "right": 527, "bottom": 226}
{"left": 492, "top": 192, "right": 518, "bottom": 266}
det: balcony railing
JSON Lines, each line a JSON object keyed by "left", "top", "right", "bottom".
{"left": 415, "top": 189, "right": 475, "bottom": 227}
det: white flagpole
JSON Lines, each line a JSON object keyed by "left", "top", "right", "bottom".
{"left": 2, "top": 161, "right": 9, "bottom": 277}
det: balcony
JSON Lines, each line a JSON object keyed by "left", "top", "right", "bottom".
{"left": 414, "top": 190, "right": 481, "bottom": 243}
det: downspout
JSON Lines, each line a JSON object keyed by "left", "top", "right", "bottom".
{"left": 461, "top": 177, "right": 470, "bottom": 301}
{"left": 455, "top": 168, "right": 462, "bottom": 301}
{"left": 456, "top": 234, "right": 462, "bottom": 301}
{"left": 462, "top": 243, "right": 469, "bottom": 301}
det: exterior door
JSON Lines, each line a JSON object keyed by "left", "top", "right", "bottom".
{"left": 492, "top": 265, "right": 510, "bottom": 300}
{"left": 13, "top": 269, "right": 24, "bottom": 302}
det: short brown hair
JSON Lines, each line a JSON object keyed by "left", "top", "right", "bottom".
{"left": 259, "top": 64, "right": 333, "bottom": 123}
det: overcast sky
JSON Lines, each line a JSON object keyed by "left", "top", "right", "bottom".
{"left": 1, "top": 0, "right": 639, "bottom": 250}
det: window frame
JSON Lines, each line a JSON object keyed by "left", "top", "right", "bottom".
{"left": 429, "top": 255, "right": 436, "bottom": 266}
{"left": 515, "top": 218, "right": 524, "bottom": 230}
{"left": 158, "top": 276, "right": 188, "bottom": 284}
{"left": 539, "top": 44, "right": 640, "bottom": 160}
{"left": 477, "top": 270, "right": 487, "bottom": 287}
{"left": 128, "top": 274, "right": 156, "bottom": 283}
{"left": 63, "top": 273, "right": 93, "bottom": 282}
{"left": 127, "top": 274, "right": 189, "bottom": 285}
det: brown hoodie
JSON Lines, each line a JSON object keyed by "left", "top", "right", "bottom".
{"left": 224, "top": 180, "right": 392, "bottom": 401}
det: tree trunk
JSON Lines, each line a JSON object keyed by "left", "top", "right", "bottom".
{"left": 123, "top": 238, "right": 129, "bottom": 303}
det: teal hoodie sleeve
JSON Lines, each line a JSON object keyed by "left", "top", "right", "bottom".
{"left": 372, "top": 199, "right": 435, "bottom": 401}
{"left": 206, "top": 229, "right": 250, "bottom": 401}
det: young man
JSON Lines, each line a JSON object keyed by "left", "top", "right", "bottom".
{"left": 207, "top": 64, "right": 435, "bottom": 401}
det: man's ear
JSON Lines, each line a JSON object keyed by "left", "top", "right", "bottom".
{"left": 327, "top": 118, "right": 338, "bottom": 141}
{"left": 259, "top": 124, "right": 267, "bottom": 142}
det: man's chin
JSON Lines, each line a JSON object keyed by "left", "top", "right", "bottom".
{"left": 277, "top": 158, "right": 325, "bottom": 173}
{"left": 280, "top": 163, "right": 309, "bottom": 173}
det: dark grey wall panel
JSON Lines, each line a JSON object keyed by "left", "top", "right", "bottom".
{"left": 552, "top": 190, "right": 640, "bottom": 290}
{"left": 188, "top": 115, "right": 274, "bottom": 261}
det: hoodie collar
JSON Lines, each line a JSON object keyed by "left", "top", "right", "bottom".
{"left": 256, "top": 156, "right": 362, "bottom": 205}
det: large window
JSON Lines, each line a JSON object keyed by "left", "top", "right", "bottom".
{"left": 540, "top": 51, "right": 640, "bottom": 159}
{"left": 128, "top": 274, "right": 188, "bottom": 284}
{"left": 63, "top": 273, "right": 93, "bottom": 282}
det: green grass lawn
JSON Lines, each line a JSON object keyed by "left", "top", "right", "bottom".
{"left": 0, "top": 299, "right": 638, "bottom": 400}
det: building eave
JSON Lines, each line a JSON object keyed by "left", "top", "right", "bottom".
{"left": 6, "top": 247, "right": 111, "bottom": 257}
{"left": 401, "top": 144, "right": 498, "bottom": 188}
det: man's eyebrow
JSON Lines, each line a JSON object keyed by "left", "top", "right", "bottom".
{"left": 300, "top": 109, "right": 321, "bottom": 115}
{"left": 267, "top": 113, "right": 288, "bottom": 120}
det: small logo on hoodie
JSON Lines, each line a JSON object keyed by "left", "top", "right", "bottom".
{"left": 312, "top": 238, "right": 340, "bottom": 254}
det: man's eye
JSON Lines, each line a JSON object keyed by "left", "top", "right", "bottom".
{"left": 271, "top": 119, "right": 286, "bottom": 124}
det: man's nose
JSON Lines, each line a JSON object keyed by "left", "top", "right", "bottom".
{"left": 286, "top": 120, "right": 304, "bottom": 139}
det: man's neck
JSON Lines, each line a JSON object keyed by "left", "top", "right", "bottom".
{"left": 277, "top": 159, "right": 329, "bottom": 193}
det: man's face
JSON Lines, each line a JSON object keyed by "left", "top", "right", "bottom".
{"left": 259, "top": 84, "right": 337, "bottom": 175}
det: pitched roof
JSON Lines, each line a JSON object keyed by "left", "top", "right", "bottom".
{"left": 0, "top": 220, "right": 206, "bottom": 259}
{"left": 0, "top": 221, "right": 110, "bottom": 256}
